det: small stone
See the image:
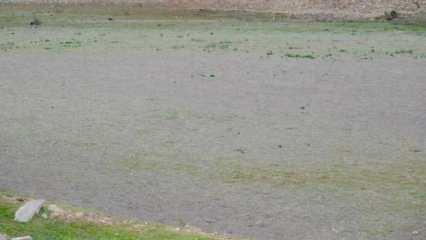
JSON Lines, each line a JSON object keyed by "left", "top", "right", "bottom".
{"left": 75, "top": 212, "right": 84, "bottom": 218}
{"left": 14, "top": 199, "right": 45, "bottom": 223}
{"left": 11, "top": 236, "right": 32, "bottom": 240}
{"left": 47, "top": 204, "right": 64, "bottom": 217}
{"left": 255, "top": 220, "right": 266, "bottom": 227}
{"left": 385, "top": 10, "right": 398, "bottom": 20}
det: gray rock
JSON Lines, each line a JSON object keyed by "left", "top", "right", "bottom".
{"left": 11, "top": 236, "right": 32, "bottom": 240}
{"left": 14, "top": 199, "right": 45, "bottom": 223}
{"left": 0, "top": 233, "right": 8, "bottom": 240}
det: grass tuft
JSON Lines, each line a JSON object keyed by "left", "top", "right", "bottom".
{"left": 0, "top": 197, "right": 212, "bottom": 240}
{"left": 284, "top": 53, "right": 315, "bottom": 59}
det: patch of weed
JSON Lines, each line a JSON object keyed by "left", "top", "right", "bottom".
{"left": 204, "top": 41, "right": 232, "bottom": 50}
{"left": 29, "top": 17, "right": 41, "bottom": 26}
{"left": 284, "top": 53, "right": 315, "bottom": 59}
{"left": 0, "top": 197, "right": 212, "bottom": 240}
{"left": 59, "top": 39, "right": 82, "bottom": 48}
{"left": 393, "top": 49, "right": 414, "bottom": 54}
{"left": 0, "top": 41, "right": 15, "bottom": 51}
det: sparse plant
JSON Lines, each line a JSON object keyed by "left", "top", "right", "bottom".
{"left": 285, "top": 53, "right": 315, "bottom": 59}
{"left": 30, "top": 17, "right": 42, "bottom": 27}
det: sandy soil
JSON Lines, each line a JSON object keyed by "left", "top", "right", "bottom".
{"left": 0, "top": 16, "right": 426, "bottom": 240}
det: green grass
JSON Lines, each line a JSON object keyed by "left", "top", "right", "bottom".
{"left": 284, "top": 53, "right": 315, "bottom": 59}
{"left": 0, "top": 198, "right": 212, "bottom": 240}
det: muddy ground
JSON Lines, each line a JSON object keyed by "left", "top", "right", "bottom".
{"left": 1, "top": 9, "right": 426, "bottom": 240}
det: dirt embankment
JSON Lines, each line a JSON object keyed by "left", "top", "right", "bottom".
{"left": 3, "top": 0, "right": 426, "bottom": 19}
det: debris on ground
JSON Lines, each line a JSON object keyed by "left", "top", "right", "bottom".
{"left": 10, "top": 236, "right": 32, "bottom": 240}
{"left": 0, "top": 234, "right": 33, "bottom": 240}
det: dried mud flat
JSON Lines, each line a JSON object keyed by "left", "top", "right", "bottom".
{"left": 1, "top": 12, "right": 426, "bottom": 240}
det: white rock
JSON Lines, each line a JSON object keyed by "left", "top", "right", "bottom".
{"left": 14, "top": 199, "right": 45, "bottom": 223}
{"left": 11, "top": 236, "right": 32, "bottom": 240}
{"left": 75, "top": 212, "right": 84, "bottom": 218}
{"left": 0, "top": 233, "right": 8, "bottom": 240}
{"left": 47, "top": 204, "right": 62, "bottom": 212}
{"left": 47, "top": 204, "right": 64, "bottom": 217}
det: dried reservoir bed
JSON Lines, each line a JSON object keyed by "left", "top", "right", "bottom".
{"left": 1, "top": 8, "right": 426, "bottom": 240}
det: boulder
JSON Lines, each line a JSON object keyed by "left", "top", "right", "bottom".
{"left": 14, "top": 199, "right": 45, "bottom": 223}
